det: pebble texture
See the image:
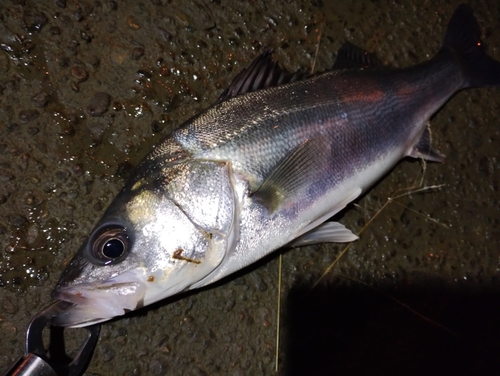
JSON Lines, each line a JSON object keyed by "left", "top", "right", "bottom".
{"left": 0, "top": 1, "right": 499, "bottom": 375}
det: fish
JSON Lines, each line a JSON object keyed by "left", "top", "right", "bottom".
{"left": 51, "top": 4, "right": 500, "bottom": 327}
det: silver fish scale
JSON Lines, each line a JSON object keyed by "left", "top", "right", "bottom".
{"left": 173, "top": 58, "right": 461, "bottom": 195}
{"left": 175, "top": 53, "right": 466, "bottom": 285}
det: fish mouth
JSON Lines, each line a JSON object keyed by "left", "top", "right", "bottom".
{"left": 52, "top": 271, "right": 147, "bottom": 328}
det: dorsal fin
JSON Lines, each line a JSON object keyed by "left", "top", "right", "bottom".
{"left": 215, "top": 50, "right": 307, "bottom": 104}
{"left": 217, "top": 43, "right": 380, "bottom": 104}
{"left": 332, "top": 41, "right": 381, "bottom": 70}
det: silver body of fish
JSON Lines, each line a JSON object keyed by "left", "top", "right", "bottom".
{"left": 52, "top": 5, "right": 500, "bottom": 327}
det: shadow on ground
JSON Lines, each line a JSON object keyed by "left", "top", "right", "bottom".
{"left": 282, "top": 280, "right": 500, "bottom": 376}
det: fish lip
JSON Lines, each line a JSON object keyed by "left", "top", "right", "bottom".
{"left": 51, "top": 275, "right": 147, "bottom": 327}
{"left": 51, "top": 287, "right": 89, "bottom": 306}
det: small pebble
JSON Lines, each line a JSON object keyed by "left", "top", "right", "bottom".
{"left": 60, "top": 124, "right": 75, "bottom": 136}
{"left": 56, "top": 0, "right": 67, "bottom": 8}
{"left": 151, "top": 120, "right": 164, "bottom": 133}
{"left": 49, "top": 26, "right": 61, "bottom": 35}
{"left": 55, "top": 170, "right": 70, "bottom": 182}
{"left": 112, "top": 101, "right": 122, "bottom": 111}
{"left": 0, "top": 170, "right": 14, "bottom": 182}
{"left": 110, "top": 46, "right": 128, "bottom": 65}
{"left": 87, "top": 92, "right": 111, "bottom": 116}
{"left": 26, "top": 223, "right": 39, "bottom": 246}
{"left": 19, "top": 153, "right": 30, "bottom": 170}
{"left": 87, "top": 121, "right": 107, "bottom": 141}
{"left": 7, "top": 214, "right": 28, "bottom": 228}
{"left": 87, "top": 55, "right": 100, "bottom": 68}
{"left": 18, "top": 109, "right": 39, "bottom": 124}
{"left": 137, "top": 70, "right": 152, "bottom": 79}
{"left": 5, "top": 78, "right": 19, "bottom": 92}
{"left": 157, "top": 27, "right": 172, "bottom": 41}
{"left": 2, "top": 322, "right": 17, "bottom": 335}
{"left": 81, "top": 30, "right": 93, "bottom": 43}
{"left": 66, "top": 40, "right": 79, "bottom": 56}
{"left": 68, "top": 190, "right": 78, "bottom": 199}
{"left": 71, "top": 163, "right": 83, "bottom": 175}
{"left": 98, "top": 344, "right": 115, "bottom": 362}
{"left": 115, "top": 161, "right": 133, "bottom": 178}
{"left": 132, "top": 47, "right": 144, "bottom": 60}
{"left": 27, "top": 127, "right": 39, "bottom": 135}
{"left": 256, "top": 276, "right": 268, "bottom": 292}
{"left": 4, "top": 245, "right": 15, "bottom": 253}
{"left": 70, "top": 66, "right": 88, "bottom": 82}
{"left": 35, "top": 142, "right": 49, "bottom": 154}
{"left": 65, "top": 221, "right": 77, "bottom": 229}
{"left": 149, "top": 359, "right": 167, "bottom": 375}
{"left": 105, "top": 22, "right": 117, "bottom": 34}
{"left": 32, "top": 91, "right": 49, "bottom": 107}
{"left": 127, "top": 15, "right": 140, "bottom": 30}
{"left": 59, "top": 57, "right": 70, "bottom": 68}
{"left": 83, "top": 181, "right": 92, "bottom": 194}
{"left": 25, "top": 194, "right": 36, "bottom": 205}
{"left": 22, "top": 41, "right": 36, "bottom": 53}
{"left": 175, "top": 12, "right": 190, "bottom": 26}
{"left": 72, "top": 11, "right": 83, "bottom": 22}
{"left": 24, "top": 13, "right": 48, "bottom": 33}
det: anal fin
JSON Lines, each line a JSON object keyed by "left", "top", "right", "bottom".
{"left": 408, "top": 126, "right": 445, "bottom": 162}
{"left": 290, "top": 221, "right": 358, "bottom": 247}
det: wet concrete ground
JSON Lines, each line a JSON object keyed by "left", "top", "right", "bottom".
{"left": 1, "top": 1, "right": 500, "bottom": 375}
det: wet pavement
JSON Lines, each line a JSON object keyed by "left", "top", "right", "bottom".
{"left": 1, "top": 1, "right": 500, "bottom": 375}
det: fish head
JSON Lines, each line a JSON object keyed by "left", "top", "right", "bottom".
{"left": 51, "top": 183, "right": 219, "bottom": 327}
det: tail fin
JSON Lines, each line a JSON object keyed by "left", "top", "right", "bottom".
{"left": 443, "top": 4, "right": 500, "bottom": 88}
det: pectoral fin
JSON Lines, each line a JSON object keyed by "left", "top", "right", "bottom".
{"left": 290, "top": 221, "right": 358, "bottom": 247}
{"left": 253, "top": 138, "right": 329, "bottom": 214}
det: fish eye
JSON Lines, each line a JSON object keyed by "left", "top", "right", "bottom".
{"left": 102, "top": 238, "right": 125, "bottom": 259}
{"left": 88, "top": 225, "right": 130, "bottom": 265}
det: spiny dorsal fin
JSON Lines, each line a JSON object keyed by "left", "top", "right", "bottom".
{"left": 332, "top": 41, "right": 381, "bottom": 70}
{"left": 215, "top": 50, "right": 307, "bottom": 104}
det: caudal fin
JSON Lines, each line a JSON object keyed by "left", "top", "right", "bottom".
{"left": 443, "top": 4, "right": 500, "bottom": 88}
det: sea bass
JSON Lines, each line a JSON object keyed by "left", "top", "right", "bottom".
{"left": 52, "top": 5, "right": 500, "bottom": 327}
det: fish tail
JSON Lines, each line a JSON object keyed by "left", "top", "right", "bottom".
{"left": 443, "top": 4, "right": 500, "bottom": 88}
